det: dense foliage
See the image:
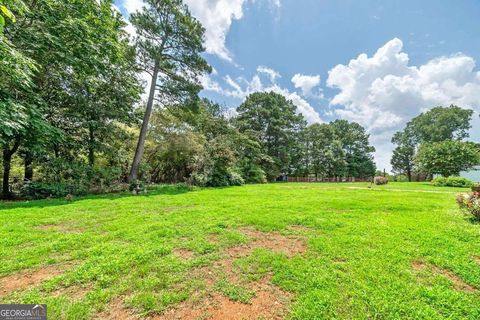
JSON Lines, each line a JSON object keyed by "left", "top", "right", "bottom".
{"left": 416, "top": 141, "right": 480, "bottom": 177}
{"left": 431, "top": 176, "right": 474, "bottom": 188}
{"left": 128, "top": 0, "right": 211, "bottom": 182}
{"left": 1, "top": 0, "right": 378, "bottom": 199}
{"left": 1, "top": 0, "right": 145, "bottom": 199}
{"left": 391, "top": 105, "right": 479, "bottom": 180}
{"left": 142, "top": 94, "right": 376, "bottom": 187}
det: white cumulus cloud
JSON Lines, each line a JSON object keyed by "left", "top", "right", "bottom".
{"left": 120, "top": 0, "right": 281, "bottom": 63}
{"left": 327, "top": 37, "right": 480, "bottom": 170}
{"left": 184, "top": 0, "right": 245, "bottom": 62}
{"left": 184, "top": 0, "right": 281, "bottom": 62}
{"left": 201, "top": 67, "right": 322, "bottom": 124}
{"left": 291, "top": 74, "right": 321, "bottom": 96}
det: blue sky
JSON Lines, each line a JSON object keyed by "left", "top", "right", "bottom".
{"left": 115, "top": 0, "right": 480, "bottom": 171}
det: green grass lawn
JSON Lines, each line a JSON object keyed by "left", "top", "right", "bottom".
{"left": 1, "top": 182, "right": 480, "bottom": 319}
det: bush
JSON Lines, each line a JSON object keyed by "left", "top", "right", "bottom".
{"left": 129, "top": 180, "right": 147, "bottom": 195}
{"left": 240, "top": 164, "right": 267, "bottom": 184}
{"left": 431, "top": 176, "right": 473, "bottom": 188}
{"left": 395, "top": 175, "right": 409, "bottom": 182}
{"left": 21, "top": 181, "right": 89, "bottom": 199}
{"left": 457, "top": 192, "right": 480, "bottom": 220}
{"left": 228, "top": 171, "right": 245, "bottom": 186}
{"left": 374, "top": 176, "right": 388, "bottom": 185}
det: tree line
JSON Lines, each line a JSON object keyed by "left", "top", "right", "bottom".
{"left": 0, "top": 0, "right": 378, "bottom": 199}
{"left": 2, "top": 0, "right": 479, "bottom": 200}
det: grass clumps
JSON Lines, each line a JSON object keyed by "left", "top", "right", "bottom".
{"left": 214, "top": 279, "right": 255, "bottom": 303}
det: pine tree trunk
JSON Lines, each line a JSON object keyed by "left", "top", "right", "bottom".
{"left": 128, "top": 61, "right": 159, "bottom": 182}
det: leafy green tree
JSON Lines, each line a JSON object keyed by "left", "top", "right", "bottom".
{"left": 391, "top": 105, "right": 474, "bottom": 181}
{"left": 128, "top": 0, "right": 211, "bottom": 182}
{"left": 145, "top": 109, "right": 205, "bottom": 183}
{"left": 1, "top": 0, "right": 142, "bottom": 198}
{"left": 0, "top": 0, "right": 41, "bottom": 198}
{"left": 330, "top": 120, "right": 376, "bottom": 178}
{"left": 390, "top": 130, "right": 416, "bottom": 181}
{"left": 416, "top": 141, "right": 480, "bottom": 177}
{"left": 189, "top": 99, "right": 267, "bottom": 184}
{"left": 406, "top": 105, "right": 473, "bottom": 143}
{"left": 304, "top": 123, "right": 345, "bottom": 179}
{"left": 235, "top": 91, "right": 306, "bottom": 181}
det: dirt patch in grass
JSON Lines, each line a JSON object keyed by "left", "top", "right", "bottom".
{"left": 52, "top": 284, "right": 91, "bottom": 299}
{"left": 156, "top": 277, "right": 291, "bottom": 320}
{"left": 156, "top": 227, "right": 302, "bottom": 319}
{"left": 95, "top": 298, "right": 138, "bottom": 320}
{"left": 207, "top": 234, "right": 220, "bottom": 244}
{"left": 173, "top": 248, "right": 194, "bottom": 261}
{"left": 0, "top": 263, "right": 71, "bottom": 295}
{"left": 473, "top": 256, "right": 480, "bottom": 264}
{"left": 411, "top": 260, "right": 425, "bottom": 271}
{"left": 227, "top": 227, "right": 307, "bottom": 258}
{"left": 412, "top": 261, "right": 476, "bottom": 293}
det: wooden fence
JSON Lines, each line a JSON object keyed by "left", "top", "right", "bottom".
{"left": 286, "top": 176, "right": 372, "bottom": 183}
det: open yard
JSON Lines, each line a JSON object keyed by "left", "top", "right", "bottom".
{"left": 1, "top": 182, "right": 480, "bottom": 319}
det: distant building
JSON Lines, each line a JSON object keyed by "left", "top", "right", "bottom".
{"left": 460, "top": 166, "right": 480, "bottom": 182}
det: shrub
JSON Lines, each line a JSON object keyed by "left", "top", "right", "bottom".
{"left": 21, "top": 181, "right": 89, "bottom": 199}
{"left": 457, "top": 192, "right": 480, "bottom": 220}
{"left": 240, "top": 164, "right": 267, "bottom": 184}
{"left": 395, "top": 175, "right": 409, "bottom": 182}
{"left": 228, "top": 171, "right": 245, "bottom": 186}
{"left": 374, "top": 176, "right": 388, "bottom": 185}
{"left": 129, "top": 180, "right": 146, "bottom": 195}
{"left": 431, "top": 176, "right": 473, "bottom": 188}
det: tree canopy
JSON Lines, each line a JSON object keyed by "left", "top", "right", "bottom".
{"left": 391, "top": 105, "right": 476, "bottom": 180}
{"left": 416, "top": 141, "right": 480, "bottom": 177}
{"left": 1, "top": 0, "right": 379, "bottom": 200}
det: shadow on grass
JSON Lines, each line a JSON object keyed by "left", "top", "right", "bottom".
{"left": 0, "top": 184, "right": 194, "bottom": 211}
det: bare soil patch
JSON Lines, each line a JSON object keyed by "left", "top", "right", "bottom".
{"left": 52, "top": 284, "right": 91, "bottom": 299}
{"left": 156, "top": 278, "right": 291, "bottom": 320}
{"left": 0, "top": 263, "right": 71, "bottom": 295}
{"left": 411, "top": 261, "right": 476, "bottom": 292}
{"left": 95, "top": 298, "right": 139, "bottom": 320}
{"left": 227, "top": 227, "right": 307, "bottom": 258}
{"left": 156, "top": 227, "right": 303, "bottom": 319}
{"left": 473, "top": 256, "right": 480, "bottom": 264}
{"left": 173, "top": 248, "right": 194, "bottom": 261}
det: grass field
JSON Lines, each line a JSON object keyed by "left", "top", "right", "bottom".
{"left": 1, "top": 182, "right": 480, "bottom": 319}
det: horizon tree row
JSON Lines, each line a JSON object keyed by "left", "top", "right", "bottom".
{"left": 0, "top": 0, "right": 377, "bottom": 199}
{"left": 142, "top": 91, "right": 377, "bottom": 187}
